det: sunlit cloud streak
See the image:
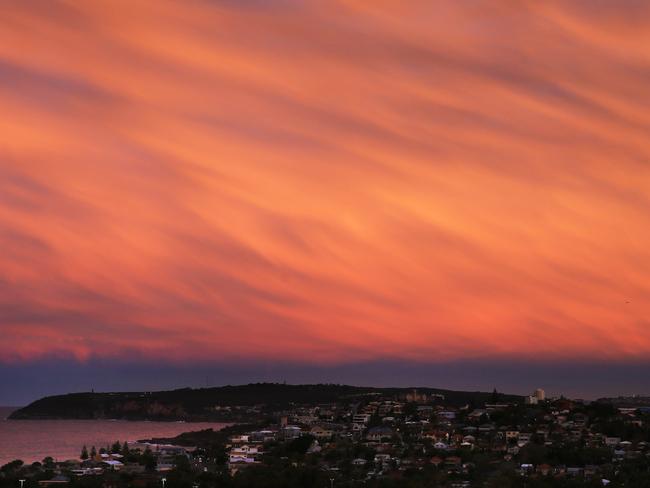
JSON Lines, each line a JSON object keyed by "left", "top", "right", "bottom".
{"left": 1, "top": 1, "right": 649, "bottom": 365}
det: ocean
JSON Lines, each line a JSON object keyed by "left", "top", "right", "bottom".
{"left": 0, "top": 407, "right": 229, "bottom": 466}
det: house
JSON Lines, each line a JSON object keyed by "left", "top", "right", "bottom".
{"left": 505, "top": 430, "right": 519, "bottom": 440}
{"left": 404, "top": 389, "right": 428, "bottom": 403}
{"left": 310, "top": 425, "right": 333, "bottom": 439}
{"left": 430, "top": 456, "right": 443, "bottom": 466}
{"left": 367, "top": 426, "right": 393, "bottom": 442}
{"left": 468, "top": 409, "right": 488, "bottom": 420}
{"left": 573, "top": 413, "right": 588, "bottom": 428}
{"left": 150, "top": 445, "right": 190, "bottom": 472}
{"left": 437, "top": 411, "right": 456, "bottom": 420}
{"left": 228, "top": 444, "right": 262, "bottom": 473}
{"left": 250, "top": 430, "right": 277, "bottom": 443}
{"left": 228, "top": 454, "right": 258, "bottom": 464}
{"left": 478, "top": 423, "right": 495, "bottom": 433}
{"left": 229, "top": 445, "right": 260, "bottom": 458}
{"left": 293, "top": 414, "right": 318, "bottom": 424}
{"left": 228, "top": 457, "right": 260, "bottom": 475}
{"left": 281, "top": 425, "right": 302, "bottom": 440}
{"left": 353, "top": 413, "right": 372, "bottom": 424}
{"left": 417, "top": 405, "right": 434, "bottom": 415}
{"left": 101, "top": 460, "right": 124, "bottom": 471}
{"left": 520, "top": 463, "right": 534, "bottom": 475}
{"left": 518, "top": 432, "right": 532, "bottom": 443}
{"left": 374, "top": 453, "right": 391, "bottom": 465}
{"left": 306, "top": 440, "right": 321, "bottom": 454}
{"left": 228, "top": 435, "right": 249, "bottom": 444}
{"left": 422, "top": 431, "right": 438, "bottom": 441}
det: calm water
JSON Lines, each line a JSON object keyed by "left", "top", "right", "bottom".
{"left": 0, "top": 407, "right": 229, "bottom": 465}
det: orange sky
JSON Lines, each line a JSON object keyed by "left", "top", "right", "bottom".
{"left": 1, "top": 1, "right": 649, "bottom": 366}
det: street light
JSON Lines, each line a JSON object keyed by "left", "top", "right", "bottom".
{"left": 161, "top": 478, "right": 166, "bottom": 488}
{"left": 330, "top": 478, "right": 334, "bottom": 488}
{"left": 19, "top": 480, "right": 25, "bottom": 488}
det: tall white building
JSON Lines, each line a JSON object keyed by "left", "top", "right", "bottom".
{"left": 525, "top": 395, "right": 538, "bottom": 405}
{"left": 534, "top": 388, "right": 545, "bottom": 401}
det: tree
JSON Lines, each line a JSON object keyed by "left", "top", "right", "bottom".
{"left": 287, "top": 435, "right": 315, "bottom": 456}
{"left": 142, "top": 446, "right": 156, "bottom": 472}
{"left": 121, "top": 441, "right": 129, "bottom": 456}
{"left": 491, "top": 388, "right": 500, "bottom": 404}
{"left": 90, "top": 446, "right": 97, "bottom": 459}
{"left": 80, "top": 445, "right": 89, "bottom": 460}
{"left": 519, "top": 443, "right": 548, "bottom": 465}
{"left": 111, "top": 441, "right": 122, "bottom": 453}
{"left": 0, "top": 459, "right": 24, "bottom": 473}
{"left": 166, "top": 456, "right": 193, "bottom": 488}
{"left": 173, "top": 455, "right": 191, "bottom": 474}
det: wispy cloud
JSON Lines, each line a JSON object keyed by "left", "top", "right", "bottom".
{"left": 1, "top": 1, "right": 649, "bottom": 365}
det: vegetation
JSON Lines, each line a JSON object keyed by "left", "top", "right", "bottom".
{"left": 9, "top": 383, "right": 523, "bottom": 421}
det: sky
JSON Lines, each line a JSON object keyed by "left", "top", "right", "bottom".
{"left": 1, "top": 1, "right": 650, "bottom": 404}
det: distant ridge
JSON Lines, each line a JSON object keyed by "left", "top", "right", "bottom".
{"left": 9, "top": 383, "right": 523, "bottom": 421}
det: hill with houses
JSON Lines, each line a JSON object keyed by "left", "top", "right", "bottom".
{"left": 9, "top": 383, "right": 523, "bottom": 421}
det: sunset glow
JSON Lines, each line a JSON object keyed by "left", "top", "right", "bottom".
{"left": 2, "top": 1, "right": 650, "bottom": 368}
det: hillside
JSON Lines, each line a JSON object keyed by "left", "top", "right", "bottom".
{"left": 9, "top": 383, "right": 523, "bottom": 421}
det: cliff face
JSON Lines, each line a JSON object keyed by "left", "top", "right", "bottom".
{"left": 8, "top": 383, "right": 523, "bottom": 421}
